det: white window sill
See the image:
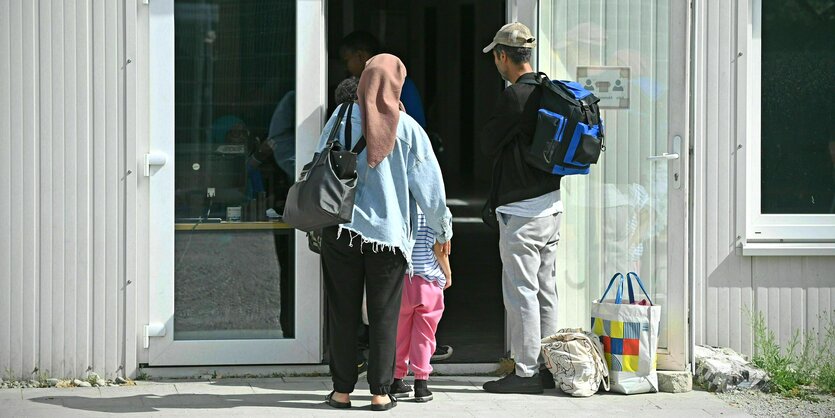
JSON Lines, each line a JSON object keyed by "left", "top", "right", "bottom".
{"left": 741, "top": 242, "right": 835, "bottom": 256}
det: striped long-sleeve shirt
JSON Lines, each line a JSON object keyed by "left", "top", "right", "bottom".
{"left": 411, "top": 211, "right": 446, "bottom": 288}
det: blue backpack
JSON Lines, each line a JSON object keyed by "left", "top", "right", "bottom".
{"left": 518, "top": 72, "right": 605, "bottom": 175}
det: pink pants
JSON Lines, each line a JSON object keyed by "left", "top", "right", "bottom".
{"left": 395, "top": 275, "right": 445, "bottom": 380}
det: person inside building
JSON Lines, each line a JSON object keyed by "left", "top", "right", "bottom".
{"left": 340, "top": 30, "right": 427, "bottom": 129}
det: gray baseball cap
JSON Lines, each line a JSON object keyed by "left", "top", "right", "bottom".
{"left": 482, "top": 22, "right": 536, "bottom": 53}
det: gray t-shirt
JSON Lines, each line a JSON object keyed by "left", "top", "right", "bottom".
{"left": 496, "top": 189, "right": 563, "bottom": 218}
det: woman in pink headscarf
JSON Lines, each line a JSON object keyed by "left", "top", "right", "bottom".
{"left": 314, "top": 54, "right": 452, "bottom": 411}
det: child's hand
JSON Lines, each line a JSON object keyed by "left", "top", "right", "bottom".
{"left": 433, "top": 242, "right": 452, "bottom": 290}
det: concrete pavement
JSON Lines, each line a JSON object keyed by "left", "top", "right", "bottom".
{"left": 0, "top": 376, "right": 751, "bottom": 417}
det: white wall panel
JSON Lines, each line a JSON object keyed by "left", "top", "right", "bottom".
{"left": 693, "top": 0, "right": 835, "bottom": 357}
{"left": 1, "top": 0, "right": 40, "bottom": 379}
{"left": 0, "top": 0, "right": 130, "bottom": 379}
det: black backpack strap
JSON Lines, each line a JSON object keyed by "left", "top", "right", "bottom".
{"left": 519, "top": 72, "right": 585, "bottom": 109}
{"left": 326, "top": 103, "right": 351, "bottom": 146}
{"left": 516, "top": 77, "right": 539, "bottom": 87}
{"left": 537, "top": 72, "right": 584, "bottom": 107}
{"left": 582, "top": 93, "right": 601, "bottom": 106}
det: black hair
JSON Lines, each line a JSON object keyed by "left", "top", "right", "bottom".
{"left": 493, "top": 44, "right": 532, "bottom": 65}
{"left": 335, "top": 77, "right": 359, "bottom": 104}
{"left": 340, "top": 31, "right": 381, "bottom": 56}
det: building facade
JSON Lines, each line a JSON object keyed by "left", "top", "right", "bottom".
{"left": 1, "top": 0, "right": 833, "bottom": 379}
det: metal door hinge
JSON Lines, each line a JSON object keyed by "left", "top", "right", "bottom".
{"left": 144, "top": 152, "right": 167, "bottom": 176}
{"left": 143, "top": 323, "right": 166, "bottom": 348}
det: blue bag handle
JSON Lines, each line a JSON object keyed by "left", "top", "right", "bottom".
{"left": 626, "top": 272, "right": 654, "bottom": 306}
{"left": 599, "top": 273, "right": 625, "bottom": 304}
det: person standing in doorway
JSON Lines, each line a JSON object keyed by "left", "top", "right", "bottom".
{"left": 340, "top": 30, "right": 455, "bottom": 365}
{"left": 480, "top": 22, "right": 563, "bottom": 394}
{"left": 319, "top": 54, "right": 452, "bottom": 411}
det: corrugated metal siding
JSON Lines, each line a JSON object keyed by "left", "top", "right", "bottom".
{"left": 1, "top": 0, "right": 40, "bottom": 381}
{"left": 693, "top": 0, "right": 835, "bottom": 356}
{"left": 0, "top": 0, "right": 129, "bottom": 379}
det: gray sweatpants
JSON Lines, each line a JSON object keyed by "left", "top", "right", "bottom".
{"left": 497, "top": 211, "right": 562, "bottom": 378}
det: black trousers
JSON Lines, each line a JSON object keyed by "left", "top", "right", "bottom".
{"left": 321, "top": 226, "right": 407, "bottom": 395}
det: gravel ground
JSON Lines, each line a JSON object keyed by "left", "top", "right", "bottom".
{"left": 174, "top": 231, "right": 285, "bottom": 338}
{"left": 716, "top": 389, "right": 835, "bottom": 417}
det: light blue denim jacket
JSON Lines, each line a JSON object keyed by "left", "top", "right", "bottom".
{"left": 315, "top": 103, "right": 453, "bottom": 268}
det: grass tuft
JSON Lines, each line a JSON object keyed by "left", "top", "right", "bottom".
{"left": 748, "top": 308, "right": 835, "bottom": 398}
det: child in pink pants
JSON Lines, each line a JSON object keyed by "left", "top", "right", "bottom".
{"left": 390, "top": 212, "right": 451, "bottom": 402}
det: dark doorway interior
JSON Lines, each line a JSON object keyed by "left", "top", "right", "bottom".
{"left": 326, "top": 0, "right": 507, "bottom": 363}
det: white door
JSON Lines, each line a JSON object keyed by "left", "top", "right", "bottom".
{"left": 513, "top": 0, "right": 690, "bottom": 370}
{"left": 147, "top": 0, "right": 325, "bottom": 365}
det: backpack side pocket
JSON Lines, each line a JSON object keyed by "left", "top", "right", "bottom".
{"left": 527, "top": 109, "right": 568, "bottom": 171}
{"left": 565, "top": 122, "right": 602, "bottom": 165}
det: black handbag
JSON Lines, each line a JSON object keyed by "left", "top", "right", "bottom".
{"left": 283, "top": 103, "right": 366, "bottom": 233}
{"left": 306, "top": 230, "right": 323, "bottom": 254}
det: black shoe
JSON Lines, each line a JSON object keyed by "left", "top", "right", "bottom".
{"left": 370, "top": 393, "right": 397, "bottom": 411}
{"left": 413, "top": 379, "right": 433, "bottom": 402}
{"left": 483, "top": 373, "right": 544, "bottom": 394}
{"left": 325, "top": 391, "right": 351, "bottom": 409}
{"left": 431, "top": 345, "right": 453, "bottom": 362}
{"left": 540, "top": 367, "right": 556, "bottom": 389}
{"left": 357, "top": 359, "right": 368, "bottom": 376}
{"left": 389, "top": 378, "right": 412, "bottom": 399}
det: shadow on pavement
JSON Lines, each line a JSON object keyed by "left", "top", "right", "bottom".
{"left": 29, "top": 392, "right": 373, "bottom": 414}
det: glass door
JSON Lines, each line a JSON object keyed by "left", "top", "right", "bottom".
{"left": 534, "top": 0, "right": 690, "bottom": 370}
{"left": 148, "top": 0, "right": 325, "bottom": 365}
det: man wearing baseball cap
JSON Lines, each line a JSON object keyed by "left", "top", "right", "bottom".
{"left": 480, "top": 22, "right": 563, "bottom": 394}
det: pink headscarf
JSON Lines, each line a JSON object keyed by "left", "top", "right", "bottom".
{"left": 357, "top": 54, "right": 406, "bottom": 168}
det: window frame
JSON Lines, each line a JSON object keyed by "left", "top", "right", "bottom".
{"left": 739, "top": 0, "right": 835, "bottom": 254}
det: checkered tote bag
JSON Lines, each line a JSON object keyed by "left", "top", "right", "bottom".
{"left": 590, "top": 272, "right": 661, "bottom": 394}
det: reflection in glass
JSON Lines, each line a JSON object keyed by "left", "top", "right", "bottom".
{"left": 173, "top": 0, "right": 297, "bottom": 340}
{"left": 541, "top": 0, "right": 670, "bottom": 347}
{"left": 761, "top": 2, "right": 835, "bottom": 214}
{"left": 174, "top": 231, "right": 294, "bottom": 340}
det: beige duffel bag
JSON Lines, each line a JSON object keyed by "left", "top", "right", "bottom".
{"left": 541, "top": 328, "right": 610, "bottom": 397}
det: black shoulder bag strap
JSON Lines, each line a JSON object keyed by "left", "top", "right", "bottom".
{"left": 343, "top": 103, "right": 367, "bottom": 154}
{"left": 327, "top": 103, "right": 351, "bottom": 146}
{"left": 344, "top": 103, "right": 353, "bottom": 149}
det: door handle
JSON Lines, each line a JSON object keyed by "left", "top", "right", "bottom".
{"left": 144, "top": 152, "right": 168, "bottom": 176}
{"left": 647, "top": 153, "right": 680, "bottom": 161}
{"left": 647, "top": 135, "right": 683, "bottom": 189}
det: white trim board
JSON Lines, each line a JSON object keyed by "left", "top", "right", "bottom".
{"left": 741, "top": 243, "right": 835, "bottom": 257}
